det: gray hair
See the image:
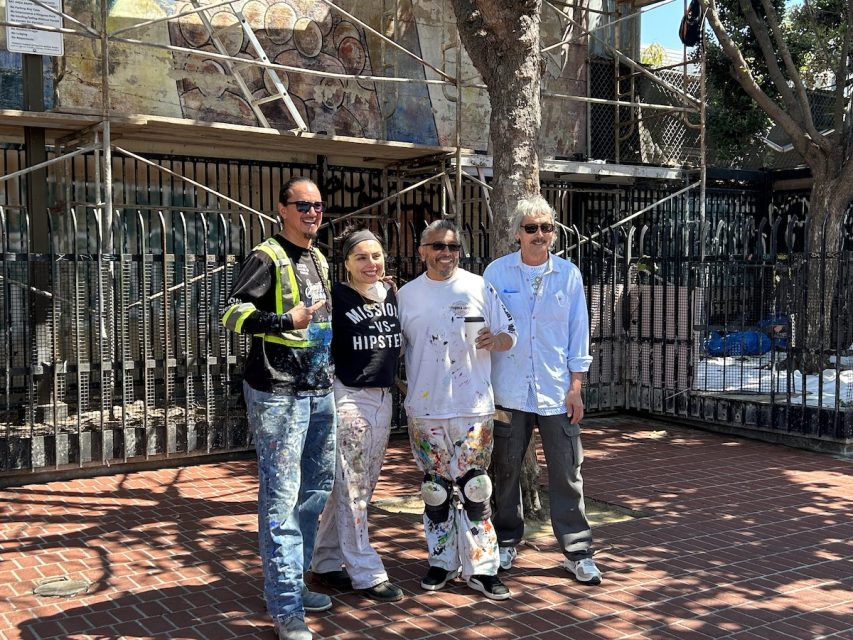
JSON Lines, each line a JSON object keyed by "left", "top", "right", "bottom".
{"left": 420, "top": 219, "right": 460, "bottom": 245}
{"left": 509, "top": 195, "right": 556, "bottom": 233}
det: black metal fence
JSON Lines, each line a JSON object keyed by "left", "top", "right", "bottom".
{"left": 1, "top": 150, "right": 851, "bottom": 481}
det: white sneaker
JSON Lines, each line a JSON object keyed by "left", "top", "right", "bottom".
{"left": 498, "top": 546, "right": 517, "bottom": 571}
{"left": 564, "top": 558, "right": 602, "bottom": 585}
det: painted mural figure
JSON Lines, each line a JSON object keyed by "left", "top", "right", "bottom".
{"left": 220, "top": 177, "right": 335, "bottom": 640}
{"left": 311, "top": 225, "right": 404, "bottom": 603}
{"left": 397, "top": 219, "right": 517, "bottom": 601}
{"left": 484, "top": 196, "right": 602, "bottom": 586}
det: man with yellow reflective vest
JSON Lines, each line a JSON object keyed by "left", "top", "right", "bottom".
{"left": 221, "top": 176, "right": 335, "bottom": 640}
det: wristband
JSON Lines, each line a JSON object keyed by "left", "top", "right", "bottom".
{"left": 277, "top": 312, "right": 293, "bottom": 332}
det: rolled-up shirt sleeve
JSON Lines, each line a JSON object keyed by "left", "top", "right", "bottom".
{"left": 566, "top": 269, "right": 592, "bottom": 373}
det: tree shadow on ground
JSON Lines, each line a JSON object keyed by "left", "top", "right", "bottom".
{"left": 3, "top": 460, "right": 272, "bottom": 639}
{"left": 532, "top": 416, "right": 853, "bottom": 638}
{"left": 2, "top": 417, "right": 851, "bottom": 639}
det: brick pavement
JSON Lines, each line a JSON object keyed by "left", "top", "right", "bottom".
{"left": 1, "top": 416, "right": 851, "bottom": 639}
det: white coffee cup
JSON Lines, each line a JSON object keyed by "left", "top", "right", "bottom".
{"left": 464, "top": 316, "right": 486, "bottom": 344}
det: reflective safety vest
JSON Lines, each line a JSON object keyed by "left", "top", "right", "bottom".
{"left": 222, "top": 237, "right": 331, "bottom": 348}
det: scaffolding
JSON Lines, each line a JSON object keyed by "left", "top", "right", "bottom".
{"left": 1, "top": 0, "right": 705, "bottom": 217}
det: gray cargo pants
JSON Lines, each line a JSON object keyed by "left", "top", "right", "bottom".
{"left": 491, "top": 408, "right": 594, "bottom": 560}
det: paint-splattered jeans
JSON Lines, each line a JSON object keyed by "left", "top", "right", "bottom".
{"left": 313, "top": 381, "right": 393, "bottom": 589}
{"left": 408, "top": 415, "right": 499, "bottom": 578}
{"left": 243, "top": 382, "right": 336, "bottom": 624}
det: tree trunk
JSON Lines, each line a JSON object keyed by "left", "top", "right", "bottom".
{"left": 450, "top": 0, "right": 542, "bottom": 252}
{"left": 800, "top": 174, "right": 851, "bottom": 373}
{"left": 450, "top": 0, "right": 545, "bottom": 516}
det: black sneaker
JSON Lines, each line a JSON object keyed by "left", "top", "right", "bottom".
{"left": 360, "top": 581, "right": 403, "bottom": 602}
{"left": 467, "top": 574, "right": 511, "bottom": 601}
{"left": 420, "top": 566, "right": 460, "bottom": 591}
{"left": 312, "top": 569, "right": 353, "bottom": 591}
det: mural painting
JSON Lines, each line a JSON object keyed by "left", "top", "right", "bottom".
{"left": 167, "top": 0, "right": 383, "bottom": 138}
{"left": 3, "top": 0, "right": 591, "bottom": 156}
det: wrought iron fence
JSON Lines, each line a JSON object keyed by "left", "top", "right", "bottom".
{"left": 687, "top": 208, "right": 853, "bottom": 440}
{"left": 1, "top": 150, "right": 851, "bottom": 481}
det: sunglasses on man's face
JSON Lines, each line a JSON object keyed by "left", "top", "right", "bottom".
{"left": 286, "top": 200, "right": 325, "bottom": 213}
{"left": 426, "top": 242, "right": 462, "bottom": 252}
{"left": 521, "top": 223, "right": 555, "bottom": 234}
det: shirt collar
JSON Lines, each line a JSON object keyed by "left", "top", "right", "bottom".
{"left": 509, "top": 250, "right": 561, "bottom": 273}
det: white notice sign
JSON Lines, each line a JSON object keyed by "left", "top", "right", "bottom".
{"left": 5, "top": 0, "right": 64, "bottom": 57}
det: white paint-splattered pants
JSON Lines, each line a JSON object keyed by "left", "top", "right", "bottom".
{"left": 407, "top": 415, "right": 499, "bottom": 579}
{"left": 312, "top": 381, "right": 392, "bottom": 589}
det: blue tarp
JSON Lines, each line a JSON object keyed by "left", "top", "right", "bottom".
{"left": 704, "top": 331, "right": 772, "bottom": 356}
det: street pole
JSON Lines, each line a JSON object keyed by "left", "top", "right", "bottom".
{"left": 23, "top": 52, "right": 66, "bottom": 427}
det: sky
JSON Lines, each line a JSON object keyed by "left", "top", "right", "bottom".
{"left": 640, "top": 0, "right": 689, "bottom": 51}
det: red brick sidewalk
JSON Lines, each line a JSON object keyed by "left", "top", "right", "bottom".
{"left": 1, "top": 416, "right": 851, "bottom": 639}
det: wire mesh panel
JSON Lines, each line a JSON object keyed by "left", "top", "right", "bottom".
{"left": 588, "top": 57, "right": 702, "bottom": 167}
{"left": 690, "top": 191, "right": 853, "bottom": 442}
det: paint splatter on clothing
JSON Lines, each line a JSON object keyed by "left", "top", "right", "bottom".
{"left": 397, "top": 268, "right": 515, "bottom": 419}
{"left": 312, "top": 383, "right": 393, "bottom": 589}
{"left": 223, "top": 235, "right": 333, "bottom": 394}
{"left": 244, "top": 383, "right": 336, "bottom": 621}
{"left": 408, "top": 415, "right": 499, "bottom": 578}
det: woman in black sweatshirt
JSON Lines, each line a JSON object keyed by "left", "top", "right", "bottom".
{"left": 310, "top": 225, "right": 404, "bottom": 603}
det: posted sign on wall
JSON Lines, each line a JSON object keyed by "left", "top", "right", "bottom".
{"left": 5, "top": 0, "right": 64, "bottom": 56}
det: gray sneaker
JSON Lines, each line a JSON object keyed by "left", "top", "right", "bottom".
{"left": 498, "top": 546, "right": 517, "bottom": 571}
{"left": 275, "top": 616, "right": 312, "bottom": 640}
{"left": 301, "top": 586, "right": 332, "bottom": 612}
{"left": 564, "top": 557, "right": 602, "bottom": 585}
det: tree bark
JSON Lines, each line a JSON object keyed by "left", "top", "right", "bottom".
{"left": 450, "top": 0, "right": 542, "bottom": 253}
{"left": 450, "top": 0, "right": 545, "bottom": 516}
{"left": 800, "top": 170, "right": 851, "bottom": 372}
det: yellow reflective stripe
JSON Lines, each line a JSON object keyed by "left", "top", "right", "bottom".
{"left": 233, "top": 308, "right": 256, "bottom": 333}
{"left": 285, "top": 258, "right": 299, "bottom": 305}
{"left": 221, "top": 302, "right": 257, "bottom": 332}
{"left": 256, "top": 244, "right": 286, "bottom": 313}
{"left": 261, "top": 334, "right": 311, "bottom": 347}
{"left": 258, "top": 321, "right": 331, "bottom": 347}
{"left": 221, "top": 305, "right": 238, "bottom": 328}
{"left": 234, "top": 240, "right": 329, "bottom": 347}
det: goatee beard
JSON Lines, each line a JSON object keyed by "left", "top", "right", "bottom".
{"left": 303, "top": 232, "right": 317, "bottom": 241}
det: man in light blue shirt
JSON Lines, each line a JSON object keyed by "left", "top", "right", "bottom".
{"left": 483, "top": 195, "right": 601, "bottom": 586}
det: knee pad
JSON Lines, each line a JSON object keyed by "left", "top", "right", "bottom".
{"left": 459, "top": 468, "right": 492, "bottom": 521}
{"left": 421, "top": 473, "right": 453, "bottom": 523}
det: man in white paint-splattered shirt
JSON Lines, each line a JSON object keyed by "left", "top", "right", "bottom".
{"left": 397, "top": 219, "right": 516, "bottom": 601}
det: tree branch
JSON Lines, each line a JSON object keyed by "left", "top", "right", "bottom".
{"left": 735, "top": 0, "right": 799, "bottom": 111}
{"left": 704, "top": 0, "right": 814, "bottom": 157}
{"left": 757, "top": 0, "right": 830, "bottom": 154}
{"left": 833, "top": 0, "right": 853, "bottom": 142}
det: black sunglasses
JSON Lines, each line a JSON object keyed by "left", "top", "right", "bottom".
{"left": 286, "top": 200, "right": 325, "bottom": 213}
{"left": 521, "top": 223, "right": 555, "bottom": 234}
{"left": 426, "top": 242, "right": 462, "bottom": 252}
